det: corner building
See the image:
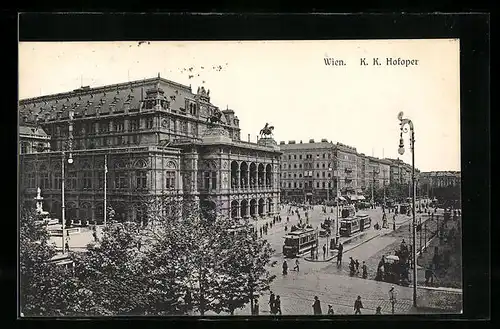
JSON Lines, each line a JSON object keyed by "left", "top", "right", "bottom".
{"left": 18, "top": 76, "right": 281, "bottom": 223}
{"left": 278, "top": 139, "right": 362, "bottom": 204}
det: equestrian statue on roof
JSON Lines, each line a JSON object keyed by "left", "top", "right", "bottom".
{"left": 259, "top": 123, "right": 274, "bottom": 137}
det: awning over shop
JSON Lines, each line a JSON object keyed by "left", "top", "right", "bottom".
{"left": 338, "top": 196, "right": 346, "bottom": 201}
{"left": 348, "top": 195, "right": 358, "bottom": 201}
{"left": 358, "top": 195, "right": 366, "bottom": 200}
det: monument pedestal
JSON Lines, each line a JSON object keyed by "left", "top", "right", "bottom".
{"left": 202, "top": 125, "right": 232, "bottom": 144}
{"left": 257, "top": 137, "right": 280, "bottom": 150}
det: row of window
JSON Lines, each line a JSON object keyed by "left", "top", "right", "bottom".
{"left": 282, "top": 153, "right": 332, "bottom": 161}
{"left": 281, "top": 181, "right": 333, "bottom": 189}
{"left": 68, "top": 135, "right": 141, "bottom": 149}
{"left": 24, "top": 170, "right": 176, "bottom": 190}
{"left": 282, "top": 171, "right": 333, "bottom": 179}
{"left": 282, "top": 162, "right": 334, "bottom": 169}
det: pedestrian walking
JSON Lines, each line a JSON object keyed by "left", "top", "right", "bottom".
{"left": 275, "top": 295, "right": 282, "bottom": 315}
{"left": 312, "top": 296, "right": 322, "bottom": 315}
{"left": 253, "top": 298, "right": 259, "bottom": 315}
{"left": 65, "top": 238, "right": 70, "bottom": 252}
{"left": 310, "top": 247, "right": 314, "bottom": 260}
{"left": 282, "top": 260, "right": 288, "bottom": 275}
{"left": 362, "top": 261, "right": 368, "bottom": 279}
{"left": 287, "top": 216, "right": 289, "bottom": 222}
{"left": 323, "top": 244, "right": 326, "bottom": 259}
{"left": 92, "top": 227, "right": 98, "bottom": 242}
{"left": 425, "top": 265, "right": 436, "bottom": 285}
{"left": 354, "top": 296, "right": 363, "bottom": 315}
{"left": 327, "top": 305, "right": 334, "bottom": 315}
{"left": 269, "top": 292, "right": 275, "bottom": 314}
{"left": 349, "top": 257, "right": 355, "bottom": 275}
{"left": 355, "top": 259, "right": 360, "bottom": 274}
{"left": 294, "top": 259, "right": 300, "bottom": 272}
{"left": 375, "top": 306, "right": 382, "bottom": 314}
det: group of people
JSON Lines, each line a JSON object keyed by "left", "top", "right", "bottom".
{"left": 375, "top": 240, "right": 411, "bottom": 284}
{"left": 349, "top": 257, "right": 368, "bottom": 279}
{"left": 258, "top": 216, "right": 282, "bottom": 237}
{"left": 282, "top": 259, "right": 300, "bottom": 274}
{"left": 268, "top": 292, "right": 282, "bottom": 315}
{"left": 312, "top": 295, "right": 370, "bottom": 315}
{"left": 250, "top": 294, "right": 385, "bottom": 315}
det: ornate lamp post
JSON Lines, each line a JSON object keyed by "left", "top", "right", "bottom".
{"left": 61, "top": 107, "right": 75, "bottom": 254}
{"left": 397, "top": 111, "right": 417, "bottom": 307}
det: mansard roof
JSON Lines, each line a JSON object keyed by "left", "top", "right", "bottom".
{"left": 18, "top": 76, "right": 212, "bottom": 123}
{"left": 19, "top": 125, "right": 50, "bottom": 138}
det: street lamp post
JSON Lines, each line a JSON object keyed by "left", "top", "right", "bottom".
{"left": 61, "top": 151, "right": 73, "bottom": 254}
{"left": 397, "top": 111, "right": 417, "bottom": 308}
{"left": 389, "top": 286, "right": 396, "bottom": 314}
{"left": 383, "top": 171, "right": 386, "bottom": 207}
{"left": 60, "top": 106, "right": 75, "bottom": 254}
{"left": 104, "top": 154, "right": 108, "bottom": 226}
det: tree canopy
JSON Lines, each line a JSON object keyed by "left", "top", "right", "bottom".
{"left": 20, "top": 197, "right": 275, "bottom": 316}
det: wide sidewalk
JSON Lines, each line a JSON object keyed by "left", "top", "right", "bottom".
{"left": 233, "top": 270, "right": 462, "bottom": 316}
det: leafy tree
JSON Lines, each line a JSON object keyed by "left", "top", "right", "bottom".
{"left": 215, "top": 219, "right": 275, "bottom": 315}
{"left": 72, "top": 222, "right": 150, "bottom": 315}
{"left": 19, "top": 208, "right": 77, "bottom": 316}
{"left": 178, "top": 202, "right": 229, "bottom": 315}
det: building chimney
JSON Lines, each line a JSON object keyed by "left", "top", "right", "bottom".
{"left": 248, "top": 134, "right": 250, "bottom": 142}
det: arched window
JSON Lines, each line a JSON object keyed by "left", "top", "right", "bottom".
{"left": 166, "top": 171, "right": 175, "bottom": 189}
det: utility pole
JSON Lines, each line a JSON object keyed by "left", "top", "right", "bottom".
{"left": 398, "top": 111, "right": 418, "bottom": 308}
{"left": 371, "top": 170, "right": 375, "bottom": 206}
{"left": 383, "top": 170, "right": 386, "bottom": 207}
{"left": 104, "top": 154, "right": 108, "bottom": 226}
{"left": 61, "top": 151, "right": 66, "bottom": 254}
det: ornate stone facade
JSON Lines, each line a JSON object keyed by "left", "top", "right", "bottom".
{"left": 18, "top": 76, "right": 281, "bottom": 223}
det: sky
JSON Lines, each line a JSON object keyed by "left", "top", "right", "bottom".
{"left": 18, "top": 40, "right": 460, "bottom": 172}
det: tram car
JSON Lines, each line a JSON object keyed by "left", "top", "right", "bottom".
{"left": 339, "top": 213, "right": 372, "bottom": 237}
{"left": 282, "top": 228, "right": 318, "bottom": 258}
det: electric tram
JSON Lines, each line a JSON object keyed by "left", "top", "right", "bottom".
{"left": 282, "top": 228, "right": 318, "bottom": 258}
{"left": 339, "top": 214, "right": 372, "bottom": 237}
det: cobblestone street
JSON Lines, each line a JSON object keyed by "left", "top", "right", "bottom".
{"left": 238, "top": 205, "right": 463, "bottom": 316}
{"left": 47, "top": 205, "right": 462, "bottom": 316}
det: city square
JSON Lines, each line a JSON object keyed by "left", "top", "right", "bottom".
{"left": 18, "top": 40, "right": 462, "bottom": 317}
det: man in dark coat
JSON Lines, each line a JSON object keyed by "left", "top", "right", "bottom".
{"left": 312, "top": 296, "right": 322, "bottom": 315}
{"left": 274, "top": 295, "right": 282, "bottom": 315}
{"left": 354, "top": 296, "right": 363, "bottom": 315}
{"left": 362, "top": 261, "right": 368, "bottom": 279}
{"left": 282, "top": 260, "right": 288, "bottom": 275}
{"left": 349, "top": 257, "right": 356, "bottom": 275}
{"left": 337, "top": 243, "right": 343, "bottom": 265}
{"left": 269, "top": 292, "right": 275, "bottom": 314}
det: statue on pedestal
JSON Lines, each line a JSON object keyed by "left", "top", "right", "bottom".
{"left": 259, "top": 123, "right": 274, "bottom": 137}
{"left": 34, "top": 187, "right": 43, "bottom": 214}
